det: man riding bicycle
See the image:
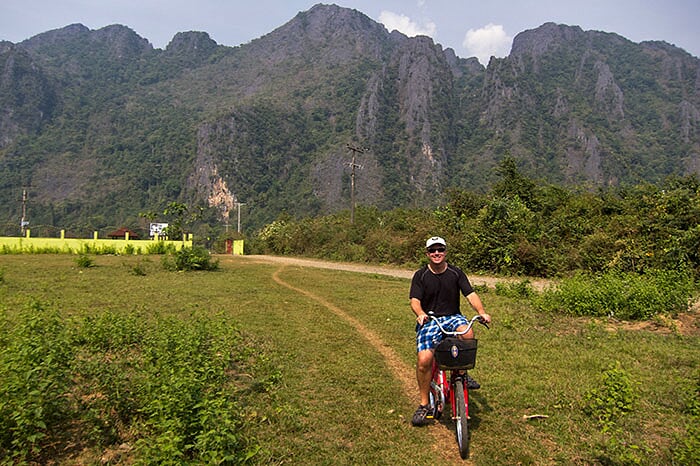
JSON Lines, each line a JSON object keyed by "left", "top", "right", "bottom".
{"left": 410, "top": 236, "right": 492, "bottom": 427}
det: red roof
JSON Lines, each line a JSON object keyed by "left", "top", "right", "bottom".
{"left": 107, "top": 227, "right": 139, "bottom": 239}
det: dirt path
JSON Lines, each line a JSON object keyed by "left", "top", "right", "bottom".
{"left": 239, "top": 255, "right": 502, "bottom": 463}
{"left": 241, "top": 255, "right": 699, "bottom": 336}
{"left": 269, "top": 265, "right": 465, "bottom": 463}
{"left": 242, "top": 254, "right": 551, "bottom": 291}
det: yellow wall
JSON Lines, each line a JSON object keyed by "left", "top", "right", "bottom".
{"left": 0, "top": 230, "right": 193, "bottom": 254}
{"left": 232, "top": 240, "right": 244, "bottom": 255}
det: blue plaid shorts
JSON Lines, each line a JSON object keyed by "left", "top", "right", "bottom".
{"left": 416, "top": 314, "right": 469, "bottom": 352}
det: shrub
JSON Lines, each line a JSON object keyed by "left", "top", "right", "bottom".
{"left": 74, "top": 254, "right": 95, "bottom": 268}
{"left": 495, "top": 280, "right": 535, "bottom": 299}
{"left": 164, "top": 246, "right": 219, "bottom": 271}
{"left": 583, "top": 363, "right": 637, "bottom": 429}
{"left": 534, "top": 269, "right": 695, "bottom": 320}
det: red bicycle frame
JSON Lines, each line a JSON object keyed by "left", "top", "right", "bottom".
{"left": 427, "top": 314, "right": 487, "bottom": 459}
{"left": 429, "top": 360, "right": 469, "bottom": 420}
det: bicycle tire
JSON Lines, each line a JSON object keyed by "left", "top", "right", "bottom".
{"left": 454, "top": 380, "right": 469, "bottom": 459}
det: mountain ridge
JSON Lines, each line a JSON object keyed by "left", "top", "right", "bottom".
{"left": 0, "top": 3, "right": 698, "bottom": 234}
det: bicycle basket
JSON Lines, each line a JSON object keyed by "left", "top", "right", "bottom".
{"left": 434, "top": 338, "right": 478, "bottom": 369}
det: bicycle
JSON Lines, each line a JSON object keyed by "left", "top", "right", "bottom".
{"left": 427, "top": 313, "right": 489, "bottom": 459}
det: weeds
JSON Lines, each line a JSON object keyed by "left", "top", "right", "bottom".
{"left": 535, "top": 269, "right": 695, "bottom": 319}
{"left": 80, "top": 244, "right": 118, "bottom": 255}
{"left": 583, "top": 363, "right": 649, "bottom": 464}
{"left": 0, "top": 302, "right": 74, "bottom": 461}
{"left": 583, "top": 362, "right": 637, "bottom": 429}
{"left": 163, "top": 246, "right": 219, "bottom": 271}
{"left": 74, "top": 254, "right": 95, "bottom": 268}
{"left": 0, "top": 305, "right": 268, "bottom": 464}
{"left": 671, "top": 373, "right": 700, "bottom": 464}
{"left": 128, "top": 258, "right": 150, "bottom": 276}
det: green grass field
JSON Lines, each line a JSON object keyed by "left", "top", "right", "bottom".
{"left": 0, "top": 255, "right": 698, "bottom": 465}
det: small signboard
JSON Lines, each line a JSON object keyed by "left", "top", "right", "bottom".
{"left": 149, "top": 222, "right": 168, "bottom": 238}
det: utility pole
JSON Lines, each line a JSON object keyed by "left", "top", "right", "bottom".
{"left": 346, "top": 143, "right": 365, "bottom": 224}
{"left": 20, "top": 188, "right": 29, "bottom": 235}
{"left": 234, "top": 202, "right": 246, "bottom": 233}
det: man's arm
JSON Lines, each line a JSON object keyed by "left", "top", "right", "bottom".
{"left": 466, "top": 292, "right": 491, "bottom": 324}
{"left": 411, "top": 297, "right": 430, "bottom": 325}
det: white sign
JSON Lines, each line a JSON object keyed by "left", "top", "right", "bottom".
{"left": 149, "top": 222, "right": 168, "bottom": 237}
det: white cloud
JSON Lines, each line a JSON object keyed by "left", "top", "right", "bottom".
{"left": 462, "top": 23, "right": 512, "bottom": 65}
{"left": 378, "top": 10, "right": 436, "bottom": 38}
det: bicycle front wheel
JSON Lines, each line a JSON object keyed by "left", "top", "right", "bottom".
{"left": 454, "top": 381, "right": 469, "bottom": 459}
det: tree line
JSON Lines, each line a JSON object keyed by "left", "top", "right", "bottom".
{"left": 251, "top": 158, "right": 700, "bottom": 281}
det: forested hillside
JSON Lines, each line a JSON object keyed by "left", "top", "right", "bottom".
{"left": 0, "top": 4, "right": 698, "bottom": 237}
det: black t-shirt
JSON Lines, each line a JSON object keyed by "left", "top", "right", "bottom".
{"left": 409, "top": 264, "right": 474, "bottom": 317}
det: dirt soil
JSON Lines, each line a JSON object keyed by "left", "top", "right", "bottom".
{"left": 242, "top": 254, "right": 552, "bottom": 290}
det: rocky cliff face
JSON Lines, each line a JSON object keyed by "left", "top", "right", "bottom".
{"left": 0, "top": 42, "right": 57, "bottom": 148}
{"left": 191, "top": 4, "right": 463, "bottom": 214}
{"left": 479, "top": 22, "right": 700, "bottom": 184}
{"left": 0, "top": 4, "right": 698, "bottom": 231}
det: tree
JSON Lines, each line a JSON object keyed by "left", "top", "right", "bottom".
{"left": 162, "top": 202, "right": 201, "bottom": 240}
{"left": 492, "top": 157, "right": 538, "bottom": 208}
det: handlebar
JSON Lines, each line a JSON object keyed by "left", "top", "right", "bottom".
{"left": 427, "top": 312, "right": 490, "bottom": 336}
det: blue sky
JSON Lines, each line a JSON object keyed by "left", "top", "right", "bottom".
{"left": 2, "top": 1, "right": 698, "bottom": 65}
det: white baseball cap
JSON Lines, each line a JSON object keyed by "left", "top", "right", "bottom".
{"left": 425, "top": 236, "right": 446, "bottom": 249}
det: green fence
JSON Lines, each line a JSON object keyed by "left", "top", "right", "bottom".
{"left": 0, "top": 230, "right": 193, "bottom": 254}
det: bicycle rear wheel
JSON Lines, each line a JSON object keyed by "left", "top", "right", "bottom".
{"left": 454, "top": 380, "right": 469, "bottom": 459}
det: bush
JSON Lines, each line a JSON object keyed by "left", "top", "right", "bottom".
{"left": 146, "top": 241, "right": 177, "bottom": 255}
{"left": 534, "top": 269, "right": 695, "bottom": 320}
{"left": 74, "top": 254, "right": 95, "bottom": 268}
{"left": 164, "top": 246, "right": 219, "bottom": 271}
{"left": 583, "top": 363, "right": 637, "bottom": 428}
{"left": 250, "top": 175, "right": 700, "bottom": 280}
{"left": 494, "top": 280, "right": 535, "bottom": 299}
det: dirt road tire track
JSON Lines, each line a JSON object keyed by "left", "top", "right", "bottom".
{"left": 270, "top": 264, "right": 471, "bottom": 464}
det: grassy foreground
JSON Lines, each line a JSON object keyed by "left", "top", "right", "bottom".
{"left": 0, "top": 254, "right": 698, "bottom": 465}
